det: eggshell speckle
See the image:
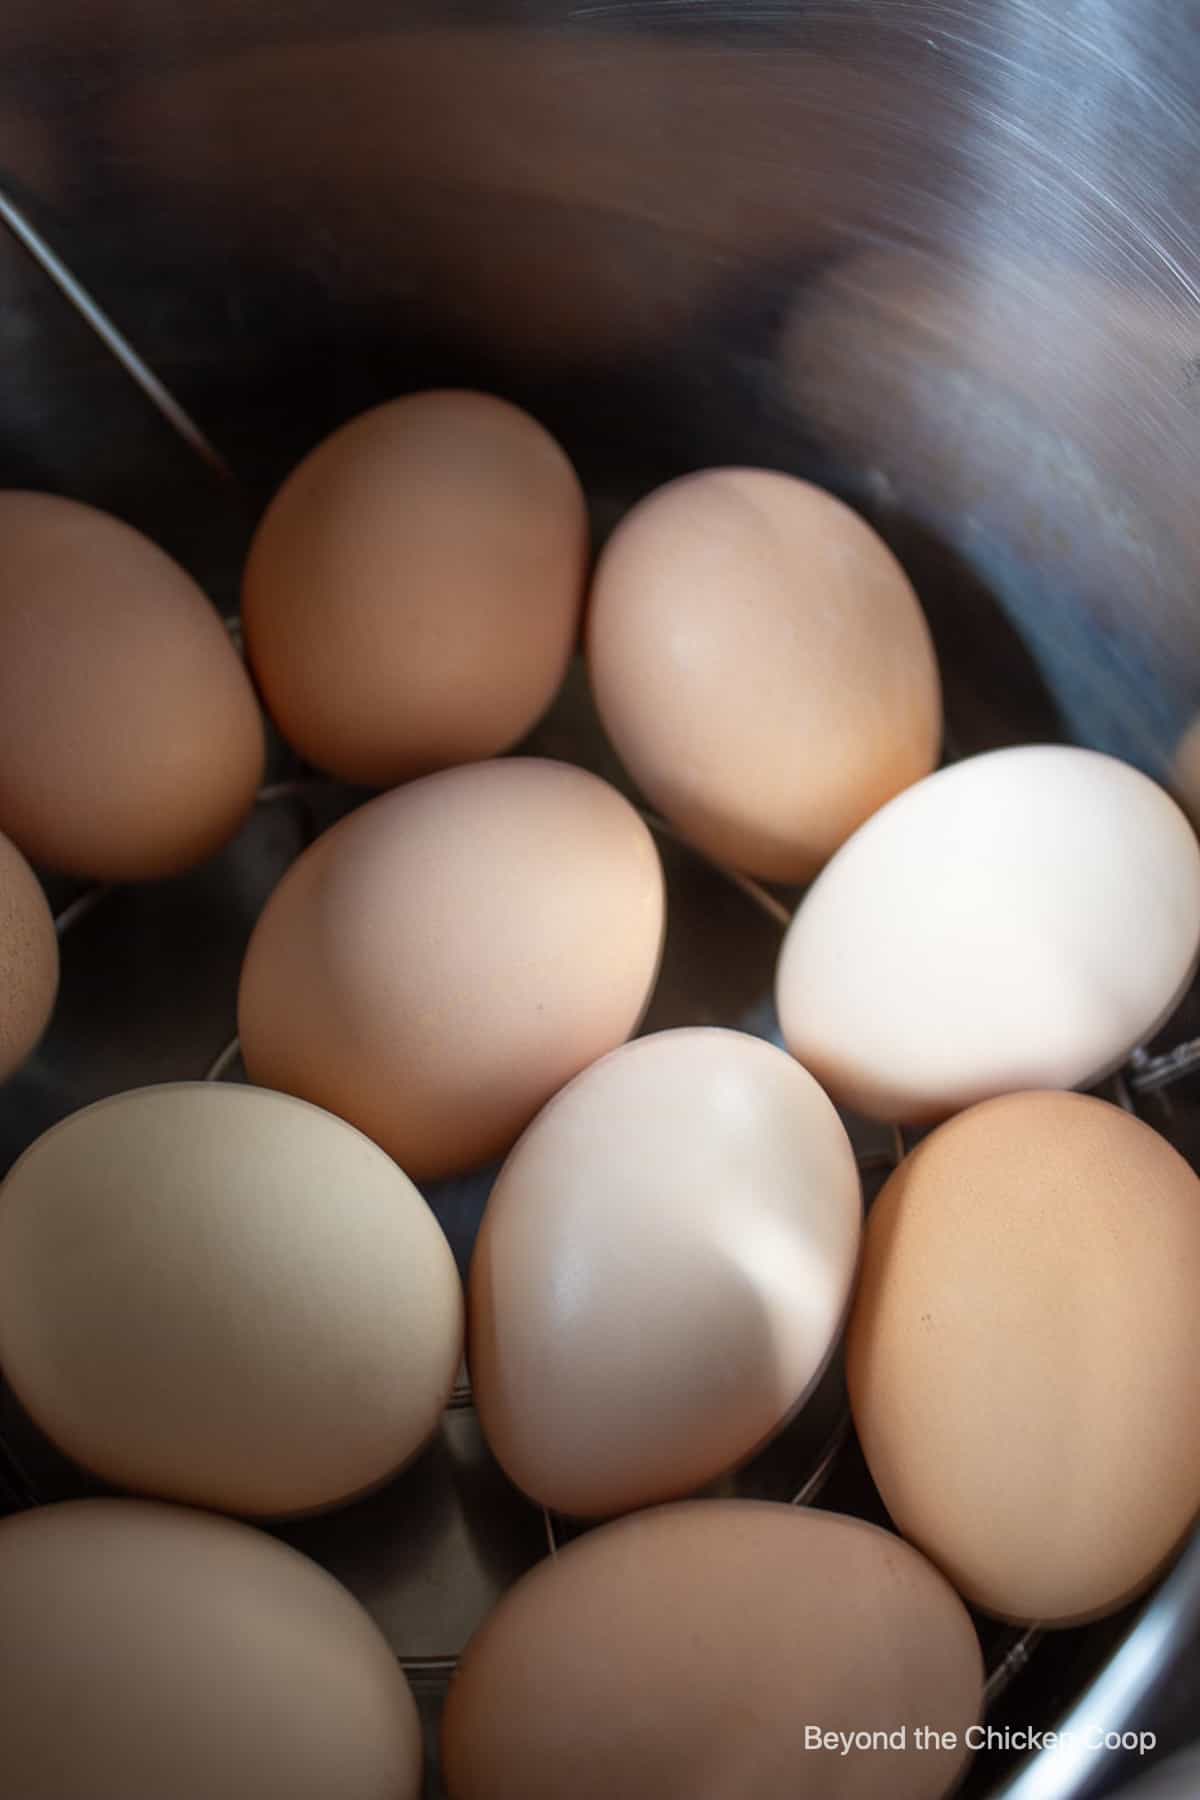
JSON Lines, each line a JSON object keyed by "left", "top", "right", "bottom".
{"left": 848, "top": 1091, "right": 1200, "bottom": 1624}
{"left": 0, "top": 1083, "right": 464, "bottom": 1517}
{"left": 243, "top": 390, "right": 588, "bottom": 786}
{"left": 0, "top": 492, "right": 265, "bottom": 880}
{"left": 469, "top": 1028, "right": 861, "bottom": 1517}
{"left": 0, "top": 829, "right": 57, "bottom": 1081}
{"left": 442, "top": 1500, "right": 982, "bottom": 1800}
{"left": 238, "top": 757, "right": 665, "bottom": 1180}
{"left": 777, "top": 745, "right": 1200, "bottom": 1122}
{"left": 587, "top": 468, "right": 941, "bottom": 880}
{"left": 0, "top": 1498, "right": 422, "bottom": 1800}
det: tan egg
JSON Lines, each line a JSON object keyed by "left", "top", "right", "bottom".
{"left": 0, "top": 492, "right": 264, "bottom": 880}
{"left": 0, "top": 829, "right": 58, "bottom": 1081}
{"left": 242, "top": 391, "right": 588, "bottom": 787}
{"left": 847, "top": 1091, "right": 1200, "bottom": 1625}
{"left": 0, "top": 1498, "right": 422, "bottom": 1800}
{"left": 442, "top": 1499, "right": 982, "bottom": 1800}
{"left": 777, "top": 746, "right": 1200, "bottom": 1123}
{"left": 0, "top": 1083, "right": 463, "bottom": 1517}
{"left": 586, "top": 468, "right": 941, "bottom": 881}
{"left": 1170, "top": 713, "right": 1200, "bottom": 829}
{"left": 239, "top": 757, "right": 665, "bottom": 1180}
{"left": 469, "top": 1028, "right": 860, "bottom": 1517}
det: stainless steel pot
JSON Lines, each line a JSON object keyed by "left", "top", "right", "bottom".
{"left": 2, "top": 4, "right": 1200, "bottom": 1796}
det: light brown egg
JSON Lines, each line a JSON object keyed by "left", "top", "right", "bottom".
{"left": 848, "top": 1091, "right": 1200, "bottom": 1625}
{"left": 242, "top": 390, "right": 588, "bottom": 786}
{"left": 238, "top": 757, "right": 665, "bottom": 1180}
{"left": 0, "top": 829, "right": 58, "bottom": 1082}
{"left": 0, "top": 1498, "right": 422, "bottom": 1800}
{"left": 0, "top": 1083, "right": 463, "bottom": 1517}
{"left": 0, "top": 492, "right": 264, "bottom": 880}
{"left": 442, "top": 1499, "right": 983, "bottom": 1800}
{"left": 469, "top": 1028, "right": 861, "bottom": 1517}
{"left": 586, "top": 468, "right": 941, "bottom": 881}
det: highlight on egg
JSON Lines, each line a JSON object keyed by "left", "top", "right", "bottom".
{"left": 0, "top": 1082, "right": 464, "bottom": 1518}
{"left": 586, "top": 466, "right": 941, "bottom": 881}
{"left": 468, "top": 1027, "right": 861, "bottom": 1517}
{"left": 238, "top": 756, "right": 666, "bottom": 1180}
{"left": 0, "top": 491, "right": 265, "bottom": 881}
{"left": 242, "top": 389, "right": 589, "bottom": 787}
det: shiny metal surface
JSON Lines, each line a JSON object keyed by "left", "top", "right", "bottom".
{"left": 3, "top": 2, "right": 1200, "bottom": 1795}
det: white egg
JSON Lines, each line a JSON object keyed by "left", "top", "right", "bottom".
{"left": 469, "top": 1027, "right": 861, "bottom": 1517}
{"left": 776, "top": 745, "right": 1200, "bottom": 1122}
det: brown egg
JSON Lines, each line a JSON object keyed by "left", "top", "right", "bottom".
{"left": 0, "top": 829, "right": 58, "bottom": 1082}
{"left": 0, "top": 1498, "right": 422, "bottom": 1800}
{"left": 442, "top": 1500, "right": 983, "bottom": 1800}
{"left": 242, "top": 391, "right": 588, "bottom": 786}
{"left": 0, "top": 1083, "right": 463, "bottom": 1517}
{"left": 469, "top": 1028, "right": 861, "bottom": 1517}
{"left": 0, "top": 492, "right": 264, "bottom": 880}
{"left": 587, "top": 469, "right": 941, "bottom": 881}
{"left": 848, "top": 1091, "right": 1200, "bottom": 1625}
{"left": 239, "top": 757, "right": 664, "bottom": 1180}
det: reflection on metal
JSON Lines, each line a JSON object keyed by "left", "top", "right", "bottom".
{"left": 1128, "top": 1040, "right": 1200, "bottom": 1095}
{"left": 0, "top": 187, "right": 234, "bottom": 480}
{"left": 52, "top": 885, "right": 113, "bottom": 939}
{"left": 985, "top": 1628, "right": 1044, "bottom": 1708}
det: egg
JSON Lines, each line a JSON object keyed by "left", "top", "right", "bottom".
{"left": 442, "top": 1499, "right": 983, "bottom": 1800}
{"left": 0, "top": 1083, "right": 463, "bottom": 1517}
{"left": 239, "top": 757, "right": 665, "bottom": 1180}
{"left": 242, "top": 390, "right": 588, "bottom": 786}
{"left": 848, "top": 1091, "right": 1200, "bottom": 1625}
{"left": 0, "top": 829, "right": 58, "bottom": 1082}
{"left": 0, "top": 492, "right": 264, "bottom": 880}
{"left": 586, "top": 468, "right": 941, "bottom": 881}
{"left": 0, "top": 1498, "right": 422, "bottom": 1800}
{"left": 777, "top": 745, "right": 1200, "bottom": 1122}
{"left": 469, "top": 1028, "right": 861, "bottom": 1517}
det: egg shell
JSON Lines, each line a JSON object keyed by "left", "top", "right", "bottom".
{"left": 847, "top": 1090, "right": 1200, "bottom": 1625}
{"left": 242, "top": 390, "right": 588, "bottom": 787}
{"left": 0, "top": 829, "right": 58, "bottom": 1081}
{"left": 442, "top": 1499, "right": 982, "bottom": 1800}
{"left": 777, "top": 744, "right": 1200, "bottom": 1122}
{"left": 0, "top": 491, "right": 264, "bottom": 880}
{"left": 238, "top": 757, "right": 665, "bottom": 1180}
{"left": 469, "top": 1027, "right": 861, "bottom": 1516}
{"left": 586, "top": 468, "right": 941, "bottom": 881}
{"left": 0, "top": 1082, "right": 464, "bottom": 1517}
{"left": 0, "top": 1498, "right": 422, "bottom": 1800}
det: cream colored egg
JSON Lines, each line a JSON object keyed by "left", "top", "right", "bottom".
{"left": 0, "top": 492, "right": 264, "bottom": 880}
{"left": 848, "top": 1091, "right": 1200, "bottom": 1625}
{"left": 586, "top": 468, "right": 941, "bottom": 881}
{"left": 0, "top": 829, "right": 58, "bottom": 1082}
{"left": 242, "top": 390, "right": 588, "bottom": 786}
{"left": 442, "top": 1500, "right": 982, "bottom": 1800}
{"left": 777, "top": 745, "right": 1200, "bottom": 1122}
{"left": 239, "top": 757, "right": 665, "bottom": 1181}
{"left": 0, "top": 1083, "right": 463, "bottom": 1517}
{"left": 0, "top": 1498, "right": 422, "bottom": 1800}
{"left": 469, "top": 1028, "right": 861, "bottom": 1517}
